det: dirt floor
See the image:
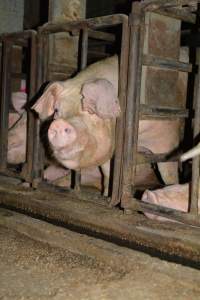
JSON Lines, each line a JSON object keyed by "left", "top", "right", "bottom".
{"left": 0, "top": 211, "right": 200, "bottom": 300}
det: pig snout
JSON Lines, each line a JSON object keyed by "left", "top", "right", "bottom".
{"left": 48, "top": 119, "right": 77, "bottom": 149}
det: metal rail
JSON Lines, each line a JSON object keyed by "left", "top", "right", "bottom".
{"left": 35, "top": 14, "right": 129, "bottom": 205}
{"left": 120, "top": 0, "right": 200, "bottom": 224}
{"left": 0, "top": 31, "right": 37, "bottom": 183}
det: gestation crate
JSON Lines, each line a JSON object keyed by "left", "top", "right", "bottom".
{"left": 0, "top": 1, "right": 200, "bottom": 265}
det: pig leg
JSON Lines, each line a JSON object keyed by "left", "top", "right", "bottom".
{"left": 157, "top": 162, "right": 179, "bottom": 185}
{"left": 100, "top": 160, "right": 110, "bottom": 197}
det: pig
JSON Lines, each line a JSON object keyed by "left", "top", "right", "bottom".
{"left": 141, "top": 140, "right": 200, "bottom": 222}
{"left": 8, "top": 90, "right": 108, "bottom": 190}
{"left": 7, "top": 92, "right": 27, "bottom": 164}
{"left": 141, "top": 183, "right": 200, "bottom": 222}
{"left": 32, "top": 55, "right": 180, "bottom": 189}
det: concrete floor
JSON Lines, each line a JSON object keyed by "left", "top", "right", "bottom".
{"left": 0, "top": 209, "right": 200, "bottom": 300}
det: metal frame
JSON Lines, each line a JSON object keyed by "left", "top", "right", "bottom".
{"left": 0, "top": 1, "right": 200, "bottom": 228}
{"left": 33, "top": 14, "right": 129, "bottom": 206}
{"left": 120, "top": 0, "right": 200, "bottom": 226}
{"left": 0, "top": 30, "right": 37, "bottom": 183}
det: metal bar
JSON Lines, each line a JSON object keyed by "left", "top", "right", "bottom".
{"left": 120, "top": 3, "right": 143, "bottom": 209}
{"left": 142, "top": 0, "right": 199, "bottom": 10}
{"left": 39, "top": 14, "right": 130, "bottom": 34}
{"left": 0, "top": 30, "right": 36, "bottom": 40}
{"left": 88, "top": 29, "right": 115, "bottom": 42}
{"left": 153, "top": 7, "right": 196, "bottom": 24}
{"left": 25, "top": 32, "right": 37, "bottom": 183}
{"left": 143, "top": 54, "right": 192, "bottom": 73}
{"left": 190, "top": 50, "right": 200, "bottom": 215}
{"left": 126, "top": 198, "right": 200, "bottom": 227}
{"left": 110, "top": 17, "right": 129, "bottom": 206}
{"left": 80, "top": 28, "right": 88, "bottom": 70}
{"left": 0, "top": 40, "right": 12, "bottom": 171}
{"left": 32, "top": 34, "right": 44, "bottom": 187}
{"left": 74, "top": 28, "right": 89, "bottom": 191}
{"left": 140, "top": 105, "right": 189, "bottom": 119}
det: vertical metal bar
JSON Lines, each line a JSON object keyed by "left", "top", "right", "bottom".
{"left": 110, "top": 17, "right": 130, "bottom": 206}
{"left": 32, "top": 33, "right": 44, "bottom": 187}
{"left": 24, "top": 32, "right": 37, "bottom": 183}
{"left": 80, "top": 28, "right": 88, "bottom": 69}
{"left": 0, "top": 39, "right": 12, "bottom": 171}
{"left": 190, "top": 49, "right": 200, "bottom": 215}
{"left": 74, "top": 28, "right": 88, "bottom": 191}
{"left": 120, "top": 2, "right": 144, "bottom": 209}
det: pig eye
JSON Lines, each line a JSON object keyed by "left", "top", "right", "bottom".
{"left": 65, "top": 128, "right": 70, "bottom": 133}
{"left": 53, "top": 108, "right": 59, "bottom": 119}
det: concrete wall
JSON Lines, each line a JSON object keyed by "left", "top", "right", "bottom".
{"left": 48, "top": 0, "right": 86, "bottom": 80}
{"left": 0, "top": 0, "right": 24, "bottom": 33}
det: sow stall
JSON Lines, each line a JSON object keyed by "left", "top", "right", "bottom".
{"left": 0, "top": 0, "right": 200, "bottom": 265}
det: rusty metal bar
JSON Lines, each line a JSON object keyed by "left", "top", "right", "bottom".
{"left": 0, "top": 40, "right": 12, "bottom": 171}
{"left": 190, "top": 51, "right": 200, "bottom": 215}
{"left": 74, "top": 28, "right": 89, "bottom": 191}
{"left": 110, "top": 17, "right": 129, "bottom": 206}
{"left": 0, "top": 30, "right": 38, "bottom": 182}
{"left": 152, "top": 7, "right": 196, "bottom": 24}
{"left": 39, "top": 14, "right": 130, "bottom": 34}
{"left": 142, "top": 54, "right": 192, "bottom": 73}
{"left": 88, "top": 30, "right": 115, "bottom": 42}
{"left": 80, "top": 28, "right": 88, "bottom": 70}
{"left": 24, "top": 31, "right": 37, "bottom": 183}
{"left": 126, "top": 198, "right": 200, "bottom": 227}
{"left": 0, "top": 30, "right": 36, "bottom": 40}
{"left": 120, "top": 3, "right": 144, "bottom": 209}
{"left": 140, "top": 105, "right": 189, "bottom": 119}
{"left": 31, "top": 33, "right": 45, "bottom": 187}
{"left": 142, "top": 0, "right": 199, "bottom": 10}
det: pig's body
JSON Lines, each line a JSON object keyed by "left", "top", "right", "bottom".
{"left": 7, "top": 92, "right": 27, "bottom": 164}
{"left": 141, "top": 184, "right": 200, "bottom": 221}
{"left": 8, "top": 113, "right": 27, "bottom": 164}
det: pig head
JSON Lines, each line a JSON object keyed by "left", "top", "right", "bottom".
{"left": 32, "top": 55, "right": 120, "bottom": 121}
{"left": 48, "top": 113, "right": 115, "bottom": 170}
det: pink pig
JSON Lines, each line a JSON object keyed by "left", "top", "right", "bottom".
{"left": 32, "top": 55, "right": 181, "bottom": 192}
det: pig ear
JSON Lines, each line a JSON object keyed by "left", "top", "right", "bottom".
{"left": 81, "top": 79, "right": 121, "bottom": 119}
{"left": 12, "top": 92, "right": 27, "bottom": 115}
{"left": 31, "top": 82, "right": 64, "bottom": 120}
